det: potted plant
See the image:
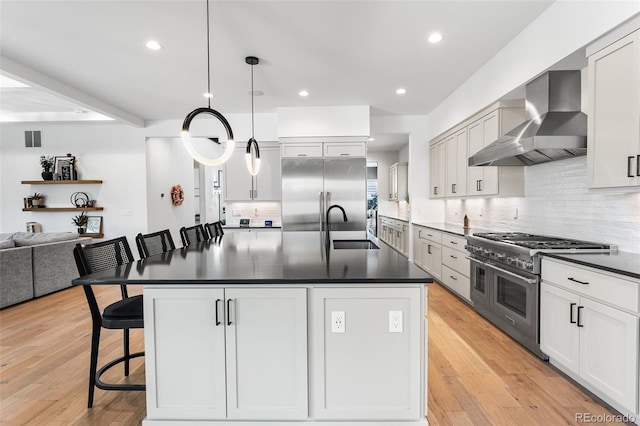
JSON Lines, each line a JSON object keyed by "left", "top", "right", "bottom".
{"left": 31, "top": 192, "right": 45, "bottom": 208}
{"left": 40, "top": 155, "right": 54, "bottom": 180}
{"left": 72, "top": 211, "right": 88, "bottom": 234}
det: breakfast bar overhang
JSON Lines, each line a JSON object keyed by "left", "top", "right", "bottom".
{"left": 73, "top": 231, "right": 432, "bottom": 425}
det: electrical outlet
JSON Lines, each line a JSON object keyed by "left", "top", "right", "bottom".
{"left": 389, "top": 310, "right": 403, "bottom": 333}
{"left": 331, "top": 311, "right": 345, "bottom": 333}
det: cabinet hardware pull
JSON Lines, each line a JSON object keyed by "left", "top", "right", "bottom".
{"left": 227, "top": 298, "right": 233, "bottom": 326}
{"left": 504, "top": 315, "right": 516, "bottom": 325}
{"left": 479, "top": 180, "right": 483, "bottom": 191}
{"left": 476, "top": 180, "right": 480, "bottom": 191}
{"left": 427, "top": 244, "right": 432, "bottom": 254}
{"left": 297, "top": 154, "right": 307, "bottom": 157}
{"left": 450, "top": 241, "right": 458, "bottom": 245}
{"left": 340, "top": 153, "right": 349, "bottom": 156}
{"left": 452, "top": 183, "right": 456, "bottom": 193}
{"left": 418, "top": 230, "right": 422, "bottom": 239}
{"left": 628, "top": 156, "right": 635, "bottom": 177}
{"left": 577, "top": 306, "right": 584, "bottom": 327}
{"left": 637, "top": 155, "right": 640, "bottom": 177}
{"left": 568, "top": 277, "right": 589, "bottom": 285}
{"left": 254, "top": 190, "right": 257, "bottom": 198}
{"left": 450, "top": 275, "right": 457, "bottom": 280}
{"left": 215, "top": 299, "right": 222, "bottom": 326}
{"left": 450, "top": 255, "right": 457, "bottom": 259}
{"left": 434, "top": 186, "right": 438, "bottom": 195}
{"left": 569, "top": 302, "right": 576, "bottom": 324}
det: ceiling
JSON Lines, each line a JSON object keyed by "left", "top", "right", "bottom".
{"left": 0, "top": 0, "right": 554, "bottom": 151}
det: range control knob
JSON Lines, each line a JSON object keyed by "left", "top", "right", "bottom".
{"left": 522, "top": 260, "right": 534, "bottom": 270}
{"left": 495, "top": 253, "right": 506, "bottom": 261}
{"left": 483, "top": 248, "right": 491, "bottom": 256}
{"left": 506, "top": 257, "right": 518, "bottom": 265}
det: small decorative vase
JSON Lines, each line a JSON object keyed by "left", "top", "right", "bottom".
{"left": 41, "top": 170, "right": 53, "bottom": 180}
{"left": 77, "top": 227, "right": 86, "bottom": 234}
{"left": 32, "top": 199, "right": 45, "bottom": 208}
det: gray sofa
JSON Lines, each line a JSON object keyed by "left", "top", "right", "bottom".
{"left": 0, "top": 232, "right": 92, "bottom": 308}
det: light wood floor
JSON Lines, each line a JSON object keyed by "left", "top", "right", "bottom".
{"left": 0, "top": 283, "right": 625, "bottom": 425}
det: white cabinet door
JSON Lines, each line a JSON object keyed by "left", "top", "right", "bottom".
{"left": 225, "top": 149, "right": 254, "bottom": 201}
{"left": 225, "top": 288, "right": 308, "bottom": 420}
{"left": 468, "top": 110, "right": 500, "bottom": 196}
{"left": 280, "top": 143, "right": 323, "bottom": 158}
{"left": 430, "top": 141, "right": 446, "bottom": 198}
{"left": 423, "top": 242, "right": 442, "bottom": 282}
{"left": 312, "top": 287, "right": 423, "bottom": 421}
{"left": 323, "top": 142, "right": 366, "bottom": 157}
{"left": 540, "top": 283, "right": 580, "bottom": 374}
{"left": 388, "top": 164, "right": 397, "bottom": 200}
{"left": 254, "top": 146, "right": 281, "bottom": 200}
{"left": 412, "top": 228, "right": 424, "bottom": 267}
{"left": 144, "top": 288, "right": 227, "bottom": 420}
{"left": 445, "top": 128, "right": 467, "bottom": 197}
{"left": 579, "top": 297, "right": 639, "bottom": 414}
{"left": 588, "top": 29, "right": 640, "bottom": 188}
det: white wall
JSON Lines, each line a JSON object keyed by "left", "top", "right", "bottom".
{"left": 0, "top": 122, "right": 147, "bottom": 247}
{"left": 146, "top": 137, "right": 198, "bottom": 245}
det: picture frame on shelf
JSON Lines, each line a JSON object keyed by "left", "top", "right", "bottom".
{"left": 85, "top": 216, "right": 102, "bottom": 234}
{"left": 54, "top": 156, "right": 72, "bottom": 180}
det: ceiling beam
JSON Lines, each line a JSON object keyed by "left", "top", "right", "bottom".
{"left": 1, "top": 56, "right": 145, "bottom": 128}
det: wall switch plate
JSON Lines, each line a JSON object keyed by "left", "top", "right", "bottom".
{"left": 331, "top": 311, "right": 345, "bottom": 333}
{"left": 389, "top": 310, "right": 403, "bottom": 333}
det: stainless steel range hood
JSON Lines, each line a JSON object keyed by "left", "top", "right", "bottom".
{"left": 468, "top": 71, "right": 587, "bottom": 166}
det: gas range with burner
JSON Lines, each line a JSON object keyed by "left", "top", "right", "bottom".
{"left": 465, "top": 232, "right": 614, "bottom": 359}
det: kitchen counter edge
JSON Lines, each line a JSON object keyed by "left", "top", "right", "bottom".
{"left": 542, "top": 252, "right": 640, "bottom": 280}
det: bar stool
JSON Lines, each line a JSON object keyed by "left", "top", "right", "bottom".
{"left": 179, "top": 224, "right": 207, "bottom": 246}
{"left": 73, "top": 236, "right": 145, "bottom": 408}
{"left": 135, "top": 229, "right": 176, "bottom": 258}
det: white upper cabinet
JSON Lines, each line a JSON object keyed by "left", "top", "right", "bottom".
{"left": 225, "top": 144, "right": 281, "bottom": 201}
{"left": 587, "top": 29, "right": 640, "bottom": 189}
{"left": 429, "top": 140, "right": 446, "bottom": 199}
{"left": 445, "top": 128, "right": 468, "bottom": 197}
{"left": 429, "top": 100, "right": 525, "bottom": 200}
{"left": 388, "top": 162, "right": 407, "bottom": 201}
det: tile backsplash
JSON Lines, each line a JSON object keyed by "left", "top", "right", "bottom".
{"left": 223, "top": 202, "right": 282, "bottom": 227}
{"left": 444, "top": 157, "right": 640, "bottom": 253}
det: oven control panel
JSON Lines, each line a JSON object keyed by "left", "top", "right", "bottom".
{"left": 466, "top": 243, "right": 535, "bottom": 272}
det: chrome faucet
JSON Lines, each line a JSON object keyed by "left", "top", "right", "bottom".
{"left": 326, "top": 204, "right": 348, "bottom": 248}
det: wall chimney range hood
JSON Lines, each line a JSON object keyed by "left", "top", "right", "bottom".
{"left": 468, "top": 71, "right": 587, "bottom": 166}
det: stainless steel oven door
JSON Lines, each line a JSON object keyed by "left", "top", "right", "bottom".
{"left": 469, "top": 256, "right": 491, "bottom": 312}
{"left": 487, "top": 262, "right": 539, "bottom": 343}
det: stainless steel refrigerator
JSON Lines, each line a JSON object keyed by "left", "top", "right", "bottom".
{"left": 281, "top": 157, "right": 367, "bottom": 239}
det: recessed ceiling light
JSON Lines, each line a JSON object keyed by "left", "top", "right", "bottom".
{"left": 368, "top": 137, "right": 375, "bottom": 141}
{"left": 428, "top": 33, "right": 443, "bottom": 44}
{"left": 299, "top": 90, "right": 309, "bottom": 97}
{"left": 146, "top": 40, "right": 162, "bottom": 50}
{"left": 396, "top": 88, "right": 406, "bottom": 95}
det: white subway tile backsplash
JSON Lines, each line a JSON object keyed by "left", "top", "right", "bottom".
{"left": 444, "top": 157, "right": 640, "bottom": 253}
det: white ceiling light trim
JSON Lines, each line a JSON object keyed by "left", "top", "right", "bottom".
{"left": 396, "top": 88, "right": 406, "bottom": 95}
{"left": 299, "top": 90, "right": 309, "bottom": 97}
{"left": 145, "top": 40, "right": 162, "bottom": 50}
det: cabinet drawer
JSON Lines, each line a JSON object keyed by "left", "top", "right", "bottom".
{"left": 542, "top": 258, "right": 640, "bottom": 313}
{"left": 442, "top": 234, "right": 466, "bottom": 251}
{"left": 323, "top": 142, "right": 365, "bottom": 157}
{"left": 281, "top": 144, "right": 323, "bottom": 158}
{"left": 415, "top": 227, "right": 442, "bottom": 244}
{"left": 441, "top": 265, "right": 470, "bottom": 302}
{"left": 441, "top": 246, "right": 470, "bottom": 277}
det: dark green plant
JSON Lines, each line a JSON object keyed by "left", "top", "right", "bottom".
{"left": 71, "top": 211, "right": 88, "bottom": 227}
{"left": 39, "top": 155, "right": 54, "bottom": 171}
{"left": 32, "top": 192, "right": 45, "bottom": 200}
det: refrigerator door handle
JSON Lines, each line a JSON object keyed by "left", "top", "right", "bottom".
{"left": 319, "top": 191, "right": 324, "bottom": 231}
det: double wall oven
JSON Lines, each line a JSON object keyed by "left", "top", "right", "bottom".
{"left": 466, "top": 232, "right": 613, "bottom": 359}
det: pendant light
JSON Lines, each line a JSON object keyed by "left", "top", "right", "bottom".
{"left": 245, "top": 56, "right": 261, "bottom": 176}
{"left": 181, "top": 0, "right": 234, "bottom": 166}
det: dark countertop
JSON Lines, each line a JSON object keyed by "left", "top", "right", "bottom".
{"left": 412, "top": 222, "right": 479, "bottom": 237}
{"left": 542, "top": 252, "right": 640, "bottom": 280}
{"left": 223, "top": 226, "right": 282, "bottom": 229}
{"left": 73, "top": 231, "right": 432, "bottom": 285}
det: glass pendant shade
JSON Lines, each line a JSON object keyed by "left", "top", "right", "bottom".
{"left": 245, "top": 137, "right": 261, "bottom": 176}
{"left": 182, "top": 107, "right": 235, "bottom": 166}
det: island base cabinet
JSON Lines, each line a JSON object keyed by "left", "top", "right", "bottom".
{"left": 311, "top": 287, "right": 424, "bottom": 421}
{"left": 144, "top": 287, "right": 308, "bottom": 421}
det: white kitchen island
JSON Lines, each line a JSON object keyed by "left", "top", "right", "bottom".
{"left": 77, "top": 232, "right": 431, "bottom": 425}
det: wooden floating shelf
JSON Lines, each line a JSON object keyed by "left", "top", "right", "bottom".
{"left": 80, "top": 233, "right": 104, "bottom": 238}
{"left": 21, "top": 180, "right": 103, "bottom": 185}
{"left": 22, "top": 207, "right": 104, "bottom": 212}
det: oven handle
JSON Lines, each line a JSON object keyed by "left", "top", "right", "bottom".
{"left": 467, "top": 256, "right": 537, "bottom": 285}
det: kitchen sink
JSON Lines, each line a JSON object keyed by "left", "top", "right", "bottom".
{"left": 332, "top": 240, "right": 379, "bottom": 250}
